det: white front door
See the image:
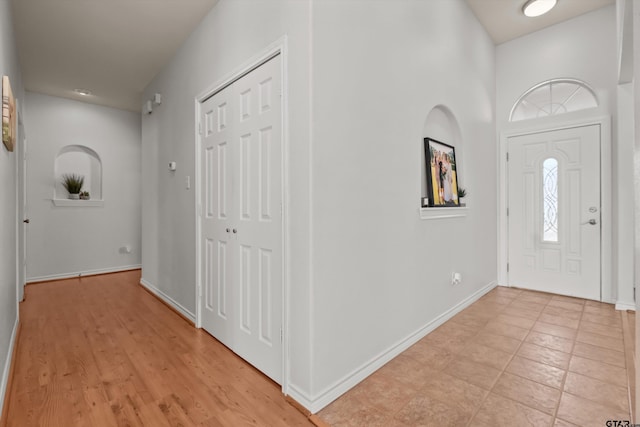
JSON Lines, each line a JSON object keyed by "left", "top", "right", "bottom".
{"left": 200, "top": 55, "right": 283, "bottom": 383}
{"left": 507, "top": 125, "right": 601, "bottom": 300}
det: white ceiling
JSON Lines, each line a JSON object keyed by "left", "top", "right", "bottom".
{"left": 466, "top": 0, "right": 615, "bottom": 45}
{"left": 10, "top": 0, "right": 219, "bottom": 112}
{"left": 10, "top": 0, "right": 614, "bottom": 113}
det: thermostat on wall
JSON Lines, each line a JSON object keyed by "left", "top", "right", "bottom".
{"left": 169, "top": 161, "right": 177, "bottom": 171}
{"left": 143, "top": 100, "right": 153, "bottom": 115}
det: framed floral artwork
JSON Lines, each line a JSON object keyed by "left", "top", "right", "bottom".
{"left": 2, "top": 75, "right": 16, "bottom": 152}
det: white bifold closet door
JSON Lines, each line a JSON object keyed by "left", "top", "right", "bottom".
{"left": 200, "top": 55, "right": 283, "bottom": 383}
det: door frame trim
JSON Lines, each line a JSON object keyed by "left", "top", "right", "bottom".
{"left": 498, "top": 115, "right": 612, "bottom": 302}
{"left": 193, "top": 37, "right": 290, "bottom": 391}
{"left": 16, "top": 98, "right": 26, "bottom": 303}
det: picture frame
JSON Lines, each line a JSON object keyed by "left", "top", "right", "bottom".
{"left": 424, "top": 137, "right": 459, "bottom": 207}
{"left": 2, "top": 75, "right": 16, "bottom": 152}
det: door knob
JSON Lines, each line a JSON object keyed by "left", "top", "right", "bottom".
{"left": 226, "top": 228, "right": 230, "bottom": 233}
{"left": 582, "top": 219, "right": 597, "bottom": 225}
{"left": 232, "top": 229, "right": 237, "bottom": 234}
{"left": 23, "top": 219, "right": 29, "bottom": 224}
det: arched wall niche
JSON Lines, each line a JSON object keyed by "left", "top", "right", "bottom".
{"left": 421, "top": 105, "right": 464, "bottom": 206}
{"left": 54, "top": 145, "right": 103, "bottom": 200}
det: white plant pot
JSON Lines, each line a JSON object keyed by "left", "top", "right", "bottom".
{"left": 68, "top": 193, "right": 80, "bottom": 200}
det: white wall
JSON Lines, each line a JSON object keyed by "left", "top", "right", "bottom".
{"left": 24, "top": 92, "right": 141, "bottom": 281}
{"left": 617, "top": 80, "right": 635, "bottom": 308}
{"left": 141, "top": 0, "right": 314, "bottom": 399}
{"left": 497, "top": 6, "right": 617, "bottom": 125}
{"left": 496, "top": 6, "right": 632, "bottom": 305}
{"left": 631, "top": 0, "right": 639, "bottom": 417}
{"left": 309, "top": 0, "right": 496, "bottom": 401}
{"left": 0, "top": 0, "right": 23, "bottom": 414}
{"left": 142, "top": 0, "right": 496, "bottom": 411}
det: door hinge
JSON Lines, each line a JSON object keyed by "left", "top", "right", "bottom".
{"left": 506, "top": 263, "right": 510, "bottom": 272}
{"left": 198, "top": 122, "right": 203, "bottom": 135}
{"left": 506, "top": 208, "right": 509, "bottom": 216}
{"left": 506, "top": 152, "right": 509, "bottom": 161}
{"left": 280, "top": 328, "right": 283, "bottom": 343}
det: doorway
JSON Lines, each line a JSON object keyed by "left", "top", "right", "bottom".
{"left": 17, "top": 105, "right": 27, "bottom": 302}
{"left": 197, "top": 54, "right": 284, "bottom": 384}
{"left": 506, "top": 124, "right": 603, "bottom": 300}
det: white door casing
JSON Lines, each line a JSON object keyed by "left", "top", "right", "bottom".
{"left": 20, "top": 135, "right": 27, "bottom": 302}
{"left": 199, "top": 55, "right": 283, "bottom": 384}
{"left": 507, "top": 125, "right": 601, "bottom": 300}
{"left": 17, "top": 103, "right": 26, "bottom": 302}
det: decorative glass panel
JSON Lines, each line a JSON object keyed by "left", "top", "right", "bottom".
{"left": 510, "top": 79, "right": 598, "bottom": 122}
{"left": 543, "top": 158, "right": 558, "bottom": 242}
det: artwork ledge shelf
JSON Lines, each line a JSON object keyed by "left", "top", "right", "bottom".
{"left": 52, "top": 199, "right": 104, "bottom": 207}
{"left": 419, "top": 206, "right": 468, "bottom": 220}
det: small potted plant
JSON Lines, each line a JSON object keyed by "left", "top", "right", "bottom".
{"left": 79, "top": 191, "right": 90, "bottom": 200}
{"left": 457, "top": 187, "right": 467, "bottom": 206}
{"left": 61, "top": 173, "right": 84, "bottom": 200}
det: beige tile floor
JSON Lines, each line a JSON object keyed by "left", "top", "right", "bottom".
{"left": 318, "top": 286, "right": 635, "bottom": 427}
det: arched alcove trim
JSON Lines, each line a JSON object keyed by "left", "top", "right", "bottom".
{"left": 53, "top": 144, "right": 104, "bottom": 206}
{"left": 420, "top": 104, "right": 467, "bottom": 219}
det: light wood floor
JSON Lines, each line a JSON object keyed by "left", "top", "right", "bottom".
{"left": 2, "top": 270, "right": 311, "bottom": 427}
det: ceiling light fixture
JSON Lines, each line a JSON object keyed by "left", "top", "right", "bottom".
{"left": 73, "top": 88, "right": 92, "bottom": 96}
{"left": 522, "top": 0, "right": 557, "bottom": 17}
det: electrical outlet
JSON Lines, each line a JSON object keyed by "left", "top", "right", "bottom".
{"left": 451, "top": 272, "right": 462, "bottom": 286}
{"left": 119, "top": 245, "right": 132, "bottom": 254}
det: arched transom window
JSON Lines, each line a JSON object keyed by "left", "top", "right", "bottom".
{"left": 510, "top": 79, "right": 598, "bottom": 122}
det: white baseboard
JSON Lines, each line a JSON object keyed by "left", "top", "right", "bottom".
{"left": 286, "top": 383, "right": 315, "bottom": 413}
{"left": 0, "top": 316, "right": 19, "bottom": 417}
{"left": 498, "top": 284, "right": 621, "bottom": 308}
{"left": 140, "top": 278, "right": 196, "bottom": 324}
{"left": 615, "top": 301, "right": 636, "bottom": 311}
{"left": 27, "top": 264, "right": 142, "bottom": 284}
{"left": 300, "top": 281, "right": 498, "bottom": 414}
